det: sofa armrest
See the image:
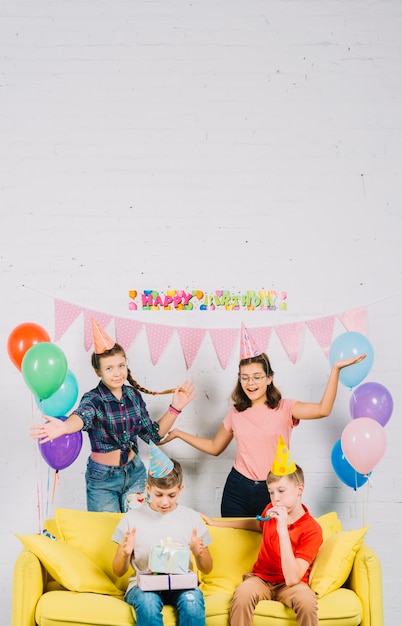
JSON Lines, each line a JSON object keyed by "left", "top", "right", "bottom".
{"left": 12, "top": 549, "right": 46, "bottom": 626}
{"left": 347, "top": 544, "right": 383, "bottom": 626}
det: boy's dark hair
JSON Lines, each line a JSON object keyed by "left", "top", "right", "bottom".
{"left": 267, "top": 464, "right": 304, "bottom": 486}
{"left": 147, "top": 459, "right": 183, "bottom": 489}
{"left": 231, "top": 353, "right": 282, "bottom": 411}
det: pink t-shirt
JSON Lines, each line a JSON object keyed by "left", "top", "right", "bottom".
{"left": 223, "top": 399, "right": 297, "bottom": 481}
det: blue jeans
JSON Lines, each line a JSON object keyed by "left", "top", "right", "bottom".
{"left": 221, "top": 467, "right": 271, "bottom": 517}
{"left": 85, "top": 454, "right": 147, "bottom": 512}
{"left": 126, "top": 584, "right": 206, "bottom": 626}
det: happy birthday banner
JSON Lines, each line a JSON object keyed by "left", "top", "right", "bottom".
{"left": 54, "top": 299, "right": 367, "bottom": 369}
{"left": 128, "top": 289, "right": 287, "bottom": 311}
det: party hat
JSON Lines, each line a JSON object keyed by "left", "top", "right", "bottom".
{"left": 92, "top": 318, "right": 115, "bottom": 354}
{"left": 149, "top": 441, "right": 174, "bottom": 478}
{"left": 271, "top": 435, "right": 297, "bottom": 475}
{"left": 240, "top": 323, "right": 262, "bottom": 360}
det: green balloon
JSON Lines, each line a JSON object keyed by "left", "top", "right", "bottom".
{"left": 21, "top": 343, "right": 68, "bottom": 400}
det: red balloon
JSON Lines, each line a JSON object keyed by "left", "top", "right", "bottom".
{"left": 7, "top": 323, "right": 51, "bottom": 371}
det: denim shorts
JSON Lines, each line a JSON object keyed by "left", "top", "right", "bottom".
{"left": 221, "top": 466, "right": 271, "bottom": 517}
{"left": 85, "top": 453, "right": 147, "bottom": 513}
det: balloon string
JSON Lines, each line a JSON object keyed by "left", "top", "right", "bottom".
{"left": 46, "top": 466, "right": 54, "bottom": 518}
{"left": 52, "top": 471, "right": 60, "bottom": 504}
{"left": 32, "top": 395, "right": 44, "bottom": 533}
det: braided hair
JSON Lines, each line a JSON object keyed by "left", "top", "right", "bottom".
{"left": 91, "top": 343, "right": 176, "bottom": 395}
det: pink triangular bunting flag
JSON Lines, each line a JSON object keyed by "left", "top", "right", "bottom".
{"left": 54, "top": 300, "right": 83, "bottom": 342}
{"left": 250, "top": 326, "right": 272, "bottom": 355}
{"left": 338, "top": 307, "right": 367, "bottom": 334}
{"left": 209, "top": 328, "right": 238, "bottom": 369}
{"left": 145, "top": 323, "right": 175, "bottom": 365}
{"left": 177, "top": 327, "right": 206, "bottom": 368}
{"left": 274, "top": 322, "right": 305, "bottom": 364}
{"left": 115, "top": 318, "right": 143, "bottom": 352}
{"left": 306, "top": 315, "right": 335, "bottom": 357}
{"left": 83, "top": 310, "right": 114, "bottom": 351}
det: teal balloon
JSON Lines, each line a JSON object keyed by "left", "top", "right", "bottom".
{"left": 22, "top": 343, "right": 68, "bottom": 400}
{"left": 36, "top": 370, "right": 79, "bottom": 416}
{"left": 328, "top": 332, "right": 374, "bottom": 388}
{"left": 331, "top": 440, "right": 370, "bottom": 490}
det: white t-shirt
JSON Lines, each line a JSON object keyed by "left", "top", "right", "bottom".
{"left": 112, "top": 503, "right": 212, "bottom": 592}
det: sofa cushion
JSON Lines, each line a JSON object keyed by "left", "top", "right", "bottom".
{"left": 36, "top": 590, "right": 179, "bottom": 626}
{"left": 198, "top": 525, "right": 262, "bottom": 595}
{"left": 15, "top": 533, "right": 123, "bottom": 596}
{"left": 55, "top": 508, "right": 130, "bottom": 591}
{"left": 251, "top": 588, "right": 362, "bottom": 625}
{"left": 309, "top": 526, "right": 369, "bottom": 598}
{"left": 315, "top": 511, "right": 343, "bottom": 540}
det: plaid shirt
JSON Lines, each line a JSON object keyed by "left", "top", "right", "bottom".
{"left": 73, "top": 381, "right": 161, "bottom": 455}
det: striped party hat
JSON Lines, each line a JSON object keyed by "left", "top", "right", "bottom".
{"left": 148, "top": 441, "right": 174, "bottom": 477}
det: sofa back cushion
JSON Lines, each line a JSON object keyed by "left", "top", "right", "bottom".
{"left": 55, "top": 508, "right": 130, "bottom": 591}
{"left": 15, "top": 533, "right": 123, "bottom": 596}
{"left": 198, "top": 525, "right": 262, "bottom": 595}
{"left": 198, "top": 512, "right": 343, "bottom": 597}
{"left": 309, "top": 525, "right": 369, "bottom": 598}
{"left": 315, "top": 511, "right": 343, "bottom": 539}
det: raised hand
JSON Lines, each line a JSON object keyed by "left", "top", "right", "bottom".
{"left": 30, "top": 415, "right": 68, "bottom": 443}
{"left": 121, "top": 528, "right": 136, "bottom": 557}
{"left": 333, "top": 354, "right": 366, "bottom": 370}
{"left": 172, "top": 381, "right": 196, "bottom": 412}
{"left": 189, "top": 528, "right": 204, "bottom": 558}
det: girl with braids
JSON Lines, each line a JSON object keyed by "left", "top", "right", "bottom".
{"left": 31, "top": 319, "right": 195, "bottom": 513}
{"left": 161, "top": 323, "right": 365, "bottom": 518}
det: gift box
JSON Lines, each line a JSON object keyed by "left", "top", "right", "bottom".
{"left": 148, "top": 538, "right": 190, "bottom": 574}
{"left": 137, "top": 570, "right": 198, "bottom": 591}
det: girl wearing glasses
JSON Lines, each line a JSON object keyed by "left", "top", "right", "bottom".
{"left": 160, "top": 324, "right": 365, "bottom": 518}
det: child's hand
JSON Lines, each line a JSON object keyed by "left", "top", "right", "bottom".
{"left": 333, "top": 354, "right": 366, "bottom": 370}
{"left": 269, "top": 506, "right": 289, "bottom": 528}
{"left": 200, "top": 513, "right": 217, "bottom": 526}
{"left": 30, "top": 415, "right": 67, "bottom": 443}
{"left": 190, "top": 528, "right": 204, "bottom": 558}
{"left": 158, "top": 429, "right": 179, "bottom": 445}
{"left": 172, "top": 381, "right": 196, "bottom": 412}
{"left": 121, "top": 528, "right": 136, "bottom": 557}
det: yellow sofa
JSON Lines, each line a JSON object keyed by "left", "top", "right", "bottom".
{"left": 12, "top": 508, "right": 383, "bottom": 626}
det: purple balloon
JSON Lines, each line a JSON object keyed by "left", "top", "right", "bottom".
{"left": 39, "top": 417, "right": 83, "bottom": 470}
{"left": 349, "top": 382, "right": 393, "bottom": 427}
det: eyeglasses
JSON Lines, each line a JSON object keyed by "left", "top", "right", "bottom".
{"left": 239, "top": 374, "right": 267, "bottom": 383}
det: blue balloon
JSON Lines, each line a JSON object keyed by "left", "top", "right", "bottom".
{"left": 331, "top": 439, "right": 370, "bottom": 490}
{"left": 328, "top": 332, "right": 374, "bottom": 388}
{"left": 36, "top": 370, "right": 79, "bottom": 417}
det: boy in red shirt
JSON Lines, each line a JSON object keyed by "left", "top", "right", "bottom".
{"left": 203, "top": 436, "right": 323, "bottom": 626}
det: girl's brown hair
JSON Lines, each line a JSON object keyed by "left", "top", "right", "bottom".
{"left": 91, "top": 343, "right": 177, "bottom": 395}
{"left": 231, "top": 353, "right": 282, "bottom": 412}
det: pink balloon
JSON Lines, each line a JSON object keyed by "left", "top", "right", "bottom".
{"left": 341, "top": 417, "right": 387, "bottom": 475}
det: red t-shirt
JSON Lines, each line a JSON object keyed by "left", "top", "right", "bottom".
{"left": 252, "top": 504, "right": 323, "bottom": 585}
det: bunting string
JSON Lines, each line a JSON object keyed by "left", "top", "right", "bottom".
{"left": 53, "top": 298, "right": 368, "bottom": 368}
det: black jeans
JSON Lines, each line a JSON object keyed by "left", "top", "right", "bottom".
{"left": 221, "top": 467, "right": 271, "bottom": 517}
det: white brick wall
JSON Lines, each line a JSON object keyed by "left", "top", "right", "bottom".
{"left": 1, "top": 1, "right": 401, "bottom": 624}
